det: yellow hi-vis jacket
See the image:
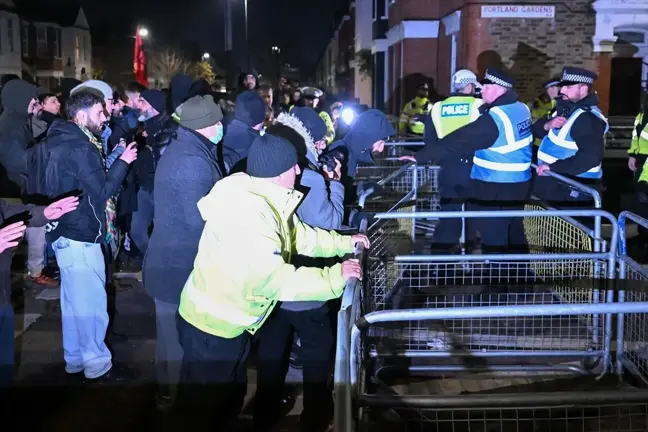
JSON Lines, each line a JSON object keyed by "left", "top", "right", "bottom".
{"left": 399, "top": 96, "right": 430, "bottom": 134}
{"left": 177, "top": 172, "right": 354, "bottom": 339}
{"left": 630, "top": 111, "right": 648, "bottom": 156}
{"left": 528, "top": 97, "right": 556, "bottom": 147}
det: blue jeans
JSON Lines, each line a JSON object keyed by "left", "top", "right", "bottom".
{"left": 131, "top": 189, "right": 154, "bottom": 255}
{"left": 52, "top": 237, "right": 112, "bottom": 379}
{"left": 0, "top": 304, "right": 13, "bottom": 388}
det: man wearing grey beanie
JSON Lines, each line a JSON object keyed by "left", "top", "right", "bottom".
{"left": 143, "top": 94, "right": 226, "bottom": 409}
{"left": 172, "top": 132, "right": 370, "bottom": 429}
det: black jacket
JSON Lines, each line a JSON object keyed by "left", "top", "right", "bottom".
{"left": 221, "top": 118, "right": 259, "bottom": 173}
{"left": 0, "top": 80, "right": 39, "bottom": 198}
{"left": 109, "top": 107, "right": 140, "bottom": 215}
{"left": 134, "top": 113, "right": 177, "bottom": 192}
{"left": 421, "top": 93, "right": 480, "bottom": 199}
{"left": 45, "top": 121, "right": 129, "bottom": 243}
{"left": 415, "top": 90, "right": 531, "bottom": 202}
{"left": 143, "top": 126, "right": 225, "bottom": 303}
{"left": 531, "top": 94, "right": 606, "bottom": 201}
{"left": 0, "top": 200, "right": 47, "bottom": 305}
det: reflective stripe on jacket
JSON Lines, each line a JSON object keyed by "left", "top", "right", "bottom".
{"left": 177, "top": 173, "right": 354, "bottom": 339}
{"left": 537, "top": 106, "right": 608, "bottom": 179}
{"left": 471, "top": 102, "right": 533, "bottom": 183}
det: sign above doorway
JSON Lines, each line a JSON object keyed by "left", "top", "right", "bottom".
{"left": 481, "top": 5, "right": 556, "bottom": 19}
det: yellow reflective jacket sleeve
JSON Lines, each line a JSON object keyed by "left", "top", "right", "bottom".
{"left": 238, "top": 214, "right": 348, "bottom": 303}
{"left": 629, "top": 113, "right": 643, "bottom": 155}
{"left": 320, "top": 111, "right": 336, "bottom": 144}
{"left": 292, "top": 214, "right": 354, "bottom": 258}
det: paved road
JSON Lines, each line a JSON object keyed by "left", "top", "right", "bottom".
{"left": 6, "top": 276, "right": 307, "bottom": 431}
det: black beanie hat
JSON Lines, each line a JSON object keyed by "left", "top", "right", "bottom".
{"left": 141, "top": 89, "right": 167, "bottom": 114}
{"left": 247, "top": 133, "right": 298, "bottom": 178}
{"left": 234, "top": 91, "right": 267, "bottom": 126}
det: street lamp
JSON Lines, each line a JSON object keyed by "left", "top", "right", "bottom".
{"left": 138, "top": 27, "right": 149, "bottom": 38}
{"left": 271, "top": 46, "right": 280, "bottom": 54}
{"left": 202, "top": 52, "right": 210, "bottom": 60}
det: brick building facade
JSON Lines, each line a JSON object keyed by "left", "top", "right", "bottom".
{"left": 317, "top": 0, "right": 648, "bottom": 117}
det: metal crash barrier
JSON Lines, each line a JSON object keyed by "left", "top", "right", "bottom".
{"left": 333, "top": 209, "right": 648, "bottom": 431}
{"left": 617, "top": 211, "right": 648, "bottom": 386}
{"left": 332, "top": 153, "right": 648, "bottom": 431}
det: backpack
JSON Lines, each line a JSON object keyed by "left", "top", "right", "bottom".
{"left": 21, "top": 137, "right": 51, "bottom": 203}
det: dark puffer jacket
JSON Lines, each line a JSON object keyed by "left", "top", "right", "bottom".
{"left": 0, "top": 80, "right": 39, "bottom": 197}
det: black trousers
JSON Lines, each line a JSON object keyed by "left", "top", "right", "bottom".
{"left": 173, "top": 314, "right": 251, "bottom": 430}
{"left": 468, "top": 201, "right": 528, "bottom": 253}
{"left": 431, "top": 199, "right": 477, "bottom": 251}
{"left": 254, "top": 304, "right": 334, "bottom": 432}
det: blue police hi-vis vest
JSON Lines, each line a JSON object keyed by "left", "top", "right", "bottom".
{"left": 537, "top": 106, "right": 608, "bottom": 179}
{"left": 471, "top": 102, "right": 533, "bottom": 183}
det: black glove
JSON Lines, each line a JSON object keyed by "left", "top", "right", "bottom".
{"left": 319, "top": 148, "right": 345, "bottom": 174}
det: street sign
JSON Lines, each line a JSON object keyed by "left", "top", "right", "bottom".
{"left": 481, "top": 5, "right": 555, "bottom": 19}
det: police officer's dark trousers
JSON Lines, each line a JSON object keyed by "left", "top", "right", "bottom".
{"left": 468, "top": 201, "right": 528, "bottom": 254}
{"left": 432, "top": 158, "right": 476, "bottom": 251}
{"left": 254, "top": 304, "right": 334, "bottom": 432}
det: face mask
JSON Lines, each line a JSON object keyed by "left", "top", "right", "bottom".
{"left": 138, "top": 110, "right": 154, "bottom": 122}
{"left": 209, "top": 124, "right": 224, "bottom": 144}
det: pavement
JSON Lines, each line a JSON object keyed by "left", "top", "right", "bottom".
{"left": 5, "top": 271, "right": 308, "bottom": 431}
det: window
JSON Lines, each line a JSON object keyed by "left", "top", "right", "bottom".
{"left": 21, "top": 24, "right": 28, "bottom": 57}
{"left": 36, "top": 26, "right": 47, "bottom": 57}
{"left": 7, "top": 18, "right": 14, "bottom": 52}
{"left": 75, "top": 35, "right": 80, "bottom": 61}
{"left": 52, "top": 29, "right": 60, "bottom": 57}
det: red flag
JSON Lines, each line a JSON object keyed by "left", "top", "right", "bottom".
{"left": 133, "top": 28, "right": 148, "bottom": 87}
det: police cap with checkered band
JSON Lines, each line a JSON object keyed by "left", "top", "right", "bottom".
{"left": 480, "top": 69, "right": 514, "bottom": 89}
{"left": 559, "top": 67, "right": 597, "bottom": 86}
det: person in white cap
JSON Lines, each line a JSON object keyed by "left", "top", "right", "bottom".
{"left": 402, "top": 69, "right": 483, "bottom": 253}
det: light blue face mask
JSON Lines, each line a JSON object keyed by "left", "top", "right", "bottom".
{"left": 209, "top": 124, "right": 224, "bottom": 144}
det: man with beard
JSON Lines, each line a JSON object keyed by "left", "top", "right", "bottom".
{"left": 45, "top": 90, "right": 138, "bottom": 382}
{"left": 534, "top": 67, "right": 608, "bottom": 203}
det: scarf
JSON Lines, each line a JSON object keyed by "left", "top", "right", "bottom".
{"left": 78, "top": 124, "right": 118, "bottom": 245}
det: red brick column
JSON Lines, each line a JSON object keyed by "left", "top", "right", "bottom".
{"left": 594, "top": 53, "right": 612, "bottom": 116}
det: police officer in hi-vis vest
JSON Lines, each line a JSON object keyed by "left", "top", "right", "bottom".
{"left": 402, "top": 70, "right": 483, "bottom": 252}
{"left": 403, "top": 69, "right": 533, "bottom": 253}
{"left": 528, "top": 77, "right": 561, "bottom": 160}
{"left": 534, "top": 67, "right": 608, "bottom": 202}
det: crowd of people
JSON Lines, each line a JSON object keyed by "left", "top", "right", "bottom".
{"left": 0, "top": 69, "right": 394, "bottom": 431}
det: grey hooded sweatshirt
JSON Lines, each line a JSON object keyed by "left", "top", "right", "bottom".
{"left": 273, "top": 111, "right": 345, "bottom": 311}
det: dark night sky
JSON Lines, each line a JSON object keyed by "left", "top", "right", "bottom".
{"left": 67, "top": 0, "right": 350, "bottom": 74}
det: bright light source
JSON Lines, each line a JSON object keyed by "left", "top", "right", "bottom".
{"left": 138, "top": 27, "right": 149, "bottom": 37}
{"left": 341, "top": 107, "right": 356, "bottom": 125}
{"left": 202, "top": 52, "right": 210, "bottom": 59}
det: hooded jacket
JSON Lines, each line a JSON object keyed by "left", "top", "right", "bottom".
{"left": 272, "top": 112, "right": 346, "bottom": 312}
{"left": 222, "top": 93, "right": 265, "bottom": 173}
{"left": 329, "top": 109, "right": 395, "bottom": 179}
{"left": 0, "top": 80, "right": 39, "bottom": 197}
{"left": 177, "top": 172, "right": 354, "bottom": 339}
{"left": 143, "top": 126, "right": 225, "bottom": 304}
{"left": 45, "top": 121, "right": 129, "bottom": 243}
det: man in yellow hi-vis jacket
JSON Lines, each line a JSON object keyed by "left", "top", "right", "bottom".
{"left": 399, "top": 83, "right": 431, "bottom": 135}
{"left": 172, "top": 133, "right": 370, "bottom": 429}
{"left": 528, "top": 77, "right": 561, "bottom": 155}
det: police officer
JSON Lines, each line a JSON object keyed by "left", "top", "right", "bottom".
{"left": 402, "top": 70, "right": 483, "bottom": 251}
{"left": 404, "top": 69, "right": 533, "bottom": 253}
{"left": 627, "top": 97, "right": 648, "bottom": 248}
{"left": 399, "top": 83, "right": 431, "bottom": 135}
{"left": 528, "top": 77, "right": 561, "bottom": 157}
{"left": 534, "top": 67, "right": 608, "bottom": 202}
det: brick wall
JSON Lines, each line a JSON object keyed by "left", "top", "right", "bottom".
{"left": 462, "top": 1, "right": 596, "bottom": 103}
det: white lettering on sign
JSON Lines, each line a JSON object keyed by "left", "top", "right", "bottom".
{"left": 481, "top": 5, "right": 555, "bottom": 19}
{"left": 441, "top": 104, "right": 470, "bottom": 117}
